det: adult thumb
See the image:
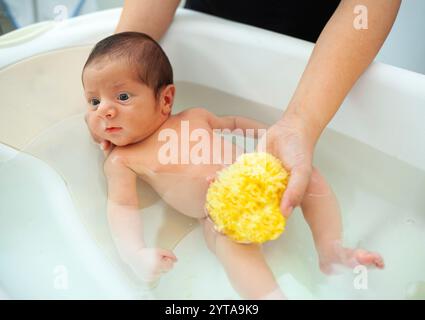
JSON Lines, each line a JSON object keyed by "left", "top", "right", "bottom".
{"left": 280, "top": 165, "right": 311, "bottom": 217}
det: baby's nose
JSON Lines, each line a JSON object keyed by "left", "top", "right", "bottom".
{"left": 98, "top": 102, "right": 117, "bottom": 118}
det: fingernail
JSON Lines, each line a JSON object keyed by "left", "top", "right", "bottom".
{"left": 100, "top": 144, "right": 104, "bottom": 150}
{"left": 282, "top": 206, "right": 293, "bottom": 217}
{"left": 286, "top": 206, "right": 293, "bottom": 216}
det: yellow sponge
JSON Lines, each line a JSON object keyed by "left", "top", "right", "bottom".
{"left": 206, "top": 152, "right": 289, "bottom": 244}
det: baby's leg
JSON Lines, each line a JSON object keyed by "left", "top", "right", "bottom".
{"left": 301, "top": 168, "right": 384, "bottom": 273}
{"left": 200, "top": 217, "right": 285, "bottom": 299}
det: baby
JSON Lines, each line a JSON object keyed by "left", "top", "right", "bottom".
{"left": 83, "top": 32, "right": 384, "bottom": 299}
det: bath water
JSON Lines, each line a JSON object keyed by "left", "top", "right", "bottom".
{"left": 159, "top": 81, "right": 425, "bottom": 299}
{"left": 14, "top": 81, "right": 425, "bottom": 299}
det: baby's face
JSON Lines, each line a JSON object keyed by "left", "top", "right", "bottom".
{"left": 83, "top": 58, "right": 172, "bottom": 146}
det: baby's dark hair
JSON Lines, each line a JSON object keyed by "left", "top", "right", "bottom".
{"left": 82, "top": 32, "right": 173, "bottom": 98}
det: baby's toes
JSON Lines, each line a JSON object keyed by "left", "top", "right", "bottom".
{"left": 373, "top": 253, "right": 385, "bottom": 269}
{"left": 355, "top": 250, "right": 384, "bottom": 268}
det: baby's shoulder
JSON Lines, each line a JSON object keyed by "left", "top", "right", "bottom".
{"left": 104, "top": 144, "right": 143, "bottom": 170}
{"left": 178, "top": 107, "right": 212, "bottom": 120}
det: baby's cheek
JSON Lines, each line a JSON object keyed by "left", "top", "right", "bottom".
{"left": 85, "top": 112, "right": 95, "bottom": 124}
{"left": 87, "top": 113, "right": 97, "bottom": 127}
{"left": 87, "top": 114, "right": 105, "bottom": 138}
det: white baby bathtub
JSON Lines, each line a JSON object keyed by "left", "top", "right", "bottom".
{"left": 1, "top": 8, "right": 425, "bottom": 300}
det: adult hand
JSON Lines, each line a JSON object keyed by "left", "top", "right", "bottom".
{"left": 257, "top": 111, "right": 315, "bottom": 218}
{"left": 255, "top": 0, "right": 400, "bottom": 219}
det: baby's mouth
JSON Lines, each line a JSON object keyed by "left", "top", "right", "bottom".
{"left": 105, "top": 126, "right": 122, "bottom": 133}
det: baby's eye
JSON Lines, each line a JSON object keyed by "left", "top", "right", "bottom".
{"left": 118, "top": 93, "right": 130, "bottom": 101}
{"left": 90, "top": 98, "right": 100, "bottom": 107}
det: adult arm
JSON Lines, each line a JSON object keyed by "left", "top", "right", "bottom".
{"left": 261, "top": 0, "right": 401, "bottom": 217}
{"left": 115, "top": 0, "right": 181, "bottom": 40}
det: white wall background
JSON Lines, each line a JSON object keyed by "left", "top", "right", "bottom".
{"left": 3, "top": 0, "right": 100, "bottom": 26}
{"left": 376, "top": 0, "right": 425, "bottom": 74}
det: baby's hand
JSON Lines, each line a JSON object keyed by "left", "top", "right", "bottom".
{"left": 128, "top": 248, "right": 177, "bottom": 282}
{"left": 206, "top": 175, "right": 216, "bottom": 185}
{"left": 100, "top": 140, "right": 115, "bottom": 157}
{"left": 84, "top": 112, "right": 115, "bottom": 157}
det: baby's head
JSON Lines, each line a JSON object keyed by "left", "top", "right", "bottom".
{"left": 82, "top": 32, "right": 175, "bottom": 146}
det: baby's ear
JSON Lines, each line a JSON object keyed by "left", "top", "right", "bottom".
{"left": 159, "top": 84, "right": 175, "bottom": 115}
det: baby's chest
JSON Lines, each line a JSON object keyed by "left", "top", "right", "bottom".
{"left": 127, "top": 126, "right": 235, "bottom": 177}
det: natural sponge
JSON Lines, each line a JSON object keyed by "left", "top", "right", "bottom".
{"left": 206, "top": 152, "right": 289, "bottom": 244}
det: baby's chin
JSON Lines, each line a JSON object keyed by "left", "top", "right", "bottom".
{"left": 109, "top": 137, "right": 132, "bottom": 147}
{"left": 108, "top": 135, "right": 142, "bottom": 147}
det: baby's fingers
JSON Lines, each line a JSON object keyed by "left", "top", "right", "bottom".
{"left": 160, "top": 257, "right": 176, "bottom": 273}
{"left": 100, "top": 140, "right": 115, "bottom": 157}
{"left": 206, "top": 175, "right": 216, "bottom": 185}
{"left": 158, "top": 249, "right": 177, "bottom": 262}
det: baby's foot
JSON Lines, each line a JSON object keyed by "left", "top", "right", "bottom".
{"left": 319, "top": 245, "right": 385, "bottom": 274}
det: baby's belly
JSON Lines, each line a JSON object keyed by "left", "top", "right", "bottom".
{"left": 142, "top": 135, "right": 244, "bottom": 218}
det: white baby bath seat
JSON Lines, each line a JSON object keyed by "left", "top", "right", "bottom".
{"left": 1, "top": 8, "right": 425, "bottom": 299}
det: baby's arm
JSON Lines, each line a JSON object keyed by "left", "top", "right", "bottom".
{"left": 196, "top": 108, "right": 268, "bottom": 139}
{"left": 104, "top": 152, "right": 177, "bottom": 282}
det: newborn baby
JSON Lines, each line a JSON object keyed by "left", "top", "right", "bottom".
{"left": 83, "top": 32, "right": 384, "bottom": 299}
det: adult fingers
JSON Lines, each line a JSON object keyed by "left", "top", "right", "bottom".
{"left": 280, "top": 164, "right": 312, "bottom": 217}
